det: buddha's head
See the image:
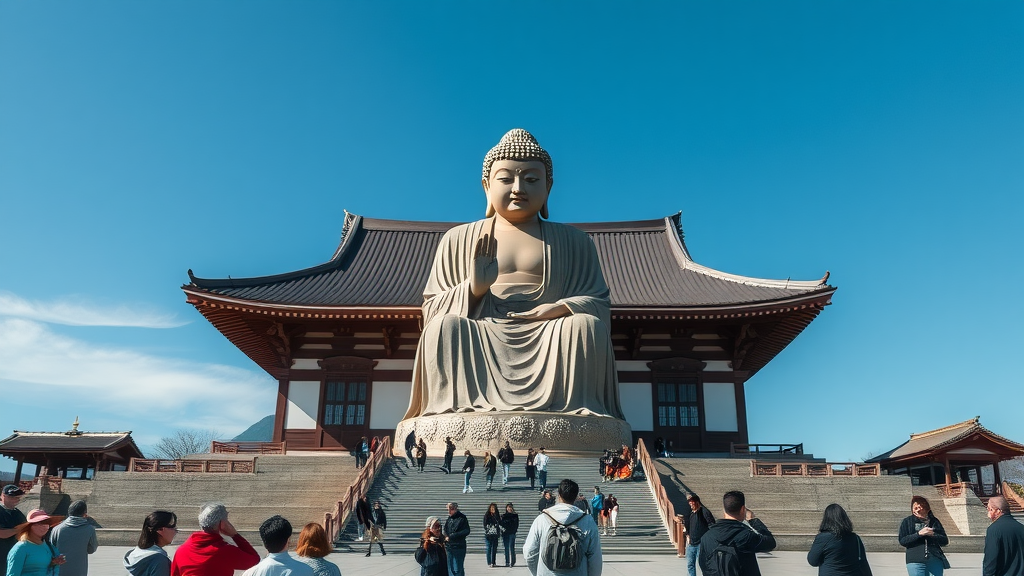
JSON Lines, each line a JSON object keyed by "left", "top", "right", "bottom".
{"left": 482, "top": 129, "right": 553, "bottom": 221}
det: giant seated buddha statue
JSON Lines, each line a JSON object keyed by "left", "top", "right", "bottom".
{"left": 402, "top": 129, "right": 625, "bottom": 429}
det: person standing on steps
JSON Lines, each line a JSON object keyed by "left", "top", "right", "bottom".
{"left": 590, "top": 487, "right": 605, "bottom": 534}
{"left": 500, "top": 503, "right": 520, "bottom": 567}
{"left": 417, "top": 439, "right": 428, "bottom": 473}
{"left": 443, "top": 438, "right": 456, "bottom": 474}
{"left": 483, "top": 502, "right": 501, "bottom": 568}
{"left": 534, "top": 447, "right": 550, "bottom": 491}
{"left": 497, "top": 442, "right": 515, "bottom": 487}
{"left": 538, "top": 490, "right": 555, "bottom": 512}
{"left": 604, "top": 494, "right": 618, "bottom": 536}
{"left": 462, "top": 451, "right": 477, "bottom": 494}
{"left": 405, "top": 430, "right": 418, "bottom": 469}
{"left": 355, "top": 495, "right": 372, "bottom": 542}
{"left": 443, "top": 502, "right": 470, "bottom": 576}
{"left": 365, "top": 501, "right": 387, "bottom": 557}
{"left": 483, "top": 451, "right": 498, "bottom": 491}
{"left": 525, "top": 448, "right": 537, "bottom": 490}
{"left": 683, "top": 494, "right": 715, "bottom": 576}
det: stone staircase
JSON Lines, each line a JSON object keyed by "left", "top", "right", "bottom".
{"left": 42, "top": 454, "right": 361, "bottom": 546}
{"left": 652, "top": 458, "right": 992, "bottom": 552}
{"left": 335, "top": 454, "right": 676, "bottom": 555}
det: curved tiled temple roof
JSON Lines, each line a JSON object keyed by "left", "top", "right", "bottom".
{"left": 185, "top": 212, "right": 834, "bottom": 311}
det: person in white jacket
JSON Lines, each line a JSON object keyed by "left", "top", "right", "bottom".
{"left": 523, "top": 478, "right": 602, "bottom": 576}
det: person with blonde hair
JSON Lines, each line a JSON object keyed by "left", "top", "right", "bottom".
{"left": 6, "top": 509, "right": 66, "bottom": 576}
{"left": 295, "top": 523, "right": 340, "bottom": 576}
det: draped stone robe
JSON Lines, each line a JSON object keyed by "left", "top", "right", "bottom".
{"left": 404, "top": 219, "right": 624, "bottom": 419}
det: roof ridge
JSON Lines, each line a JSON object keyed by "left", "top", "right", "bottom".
{"left": 908, "top": 416, "right": 980, "bottom": 440}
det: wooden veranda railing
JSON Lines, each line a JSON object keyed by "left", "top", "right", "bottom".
{"left": 938, "top": 481, "right": 1001, "bottom": 499}
{"left": 1002, "top": 481, "right": 1024, "bottom": 512}
{"left": 211, "top": 441, "right": 287, "bottom": 454}
{"left": 731, "top": 443, "right": 803, "bottom": 456}
{"left": 323, "top": 436, "right": 391, "bottom": 543}
{"left": 17, "top": 477, "right": 62, "bottom": 493}
{"left": 636, "top": 438, "right": 686, "bottom": 557}
{"left": 751, "top": 461, "right": 879, "bottom": 477}
{"left": 128, "top": 458, "right": 256, "bottom": 473}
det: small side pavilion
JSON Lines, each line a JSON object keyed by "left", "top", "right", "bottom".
{"left": 0, "top": 420, "right": 143, "bottom": 484}
{"left": 869, "top": 417, "right": 1024, "bottom": 498}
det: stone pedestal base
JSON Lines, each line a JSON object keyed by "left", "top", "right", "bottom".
{"left": 394, "top": 412, "right": 632, "bottom": 454}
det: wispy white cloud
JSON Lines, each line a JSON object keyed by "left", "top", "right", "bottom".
{"left": 0, "top": 318, "right": 274, "bottom": 454}
{"left": 0, "top": 291, "right": 187, "bottom": 328}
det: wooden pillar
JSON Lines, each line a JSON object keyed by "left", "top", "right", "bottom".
{"left": 944, "top": 456, "right": 952, "bottom": 486}
{"left": 994, "top": 460, "right": 1002, "bottom": 486}
{"left": 13, "top": 459, "right": 23, "bottom": 484}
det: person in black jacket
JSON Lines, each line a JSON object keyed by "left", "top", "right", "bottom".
{"left": 982, "top": 496, "right": 1024, "bottom": 576}
{"left": 499, "top": 503, "right": 520, "bottom": 568}
{"left": 684, "top": 494, "right": 716, "bottom": 576}
{"left": 698, "top": 490, "right": 776, "bottom": 576}
{"left": 416, "top": 516, "right": 448, "bottom": 576}
{"left": 898, "top": 496, "right": 949, "bottom": 576}
{"left": 462, "top": 451, "right": 476, "bottom": 494}
{"left": 537, "top": 490, "right": 555, "bottom": 512}
{"left": 807, "top": 503, "right": 871, "bottom": 576}
{"left": 354, "top": 495, "right": 372, "bottom": 542}
{"left": 483, "top": 502, "right": 501, "bottom": 567}
{"left": 443, "top": 438, "right": 456, "bottom": 474}
{"left": 497, "top": 441, "right": 515, "bottom": 486}
{"left": 365, "top": 500, "right": 387, "bottom": 556}
{"left": 443, "top": 502, "right": 470, "bottom": 576}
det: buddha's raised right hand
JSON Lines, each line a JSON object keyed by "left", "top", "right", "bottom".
{"left": 471, "top": 218, "right": 498, "bottom": 299}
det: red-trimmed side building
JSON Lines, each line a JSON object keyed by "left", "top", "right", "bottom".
{"left": 183, "top": 213, "right": 835, "bottom": 452}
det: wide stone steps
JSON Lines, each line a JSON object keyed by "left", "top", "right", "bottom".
{"left": 76, "top": 454, "right": 360, "bottom": 546}
{"left": 335, "top": 454, "right": 676, "bottom": 556}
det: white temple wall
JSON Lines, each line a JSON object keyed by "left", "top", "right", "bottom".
{"left": 619, "top": 382, "right": 653, "bottom": 431}
{"left": 703, "top": 382, "right": 738, "bottom": 432}
{"left": 284, "top": 380, "right": 320, "bottom": 429}
{"left": 370, "top": 381, "right": 412, "bottom": 430}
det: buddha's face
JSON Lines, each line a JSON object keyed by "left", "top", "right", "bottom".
{"left": 483, "top": 159, "right": 551, "bottom": 224}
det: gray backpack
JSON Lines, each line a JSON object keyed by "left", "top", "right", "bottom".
{"left": 541, "top": 510, "right": 584, "bottom": 571}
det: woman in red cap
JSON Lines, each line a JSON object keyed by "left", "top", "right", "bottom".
{"left": 7, "top": 509, "right": 66, "bottom": 576}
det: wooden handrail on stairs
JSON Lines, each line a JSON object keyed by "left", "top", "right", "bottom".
{"left": 636, "top": 438, "right": 686, "bottom": 557}
{"left": 323, "top": 436, "right": 392, "bottom": 543}
{"left": 1002, "top": 481, "right": 1024, "bottom": 512}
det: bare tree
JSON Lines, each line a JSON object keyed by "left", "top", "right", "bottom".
{"left": 150, "top": 428, "right": 221, "bottom": 459}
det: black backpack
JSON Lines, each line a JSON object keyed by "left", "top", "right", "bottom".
{"left": 709, "top": 543, "right": 741, "bottom": 576}
{"left": 540, "top": 510, "right": 584, "bottom": 571}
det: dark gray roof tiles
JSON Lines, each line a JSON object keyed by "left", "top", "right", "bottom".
{"left": 0, "top": 431, "right": 139, "bottom": 453}
{"left": 186, "top": 213, "right": 833, "bottom": 309}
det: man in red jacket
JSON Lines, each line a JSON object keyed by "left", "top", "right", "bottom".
{"left": 171, "top": 503, "right": 260, "bottom": 576}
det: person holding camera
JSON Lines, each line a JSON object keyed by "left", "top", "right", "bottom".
{"left": 415, "top": 516, "right": 448, "bottom": 576}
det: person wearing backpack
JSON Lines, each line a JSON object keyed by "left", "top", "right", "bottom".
{"left": 697, "top": 490, "right": 776, "bottom": 576}
{"left": 523, "top": 478, "right": 602, "bottom": 576}
{"left": 684, "top": 494, "right": 716, "bottom": 576}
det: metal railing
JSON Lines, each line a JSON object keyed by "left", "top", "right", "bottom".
{"left": 128, "top": 458, "right": 256, "bottom": 473}
{"left": 323, "top": 436, "right": 391, "bottom": 543}
{"left": 751, "top": 461, "right": 879, "bottom": 477}
{"left": 210, "top": 441, "right": 287, "bottom": 454}
{"left": 731, "top": 443, "right": 803, "bottom": 456}
{"left": 636, "top": 438, "right": 686, "bottom": 557}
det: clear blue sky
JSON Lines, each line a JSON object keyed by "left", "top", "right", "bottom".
{"left": 1, "top": 1, "right": 1021, "bottom": 468}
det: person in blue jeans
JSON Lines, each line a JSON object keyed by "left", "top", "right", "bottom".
{"left": 443, "top": 502, "right": 470, "bottom": 576}
{"left": 534, "top": 447, "right": 549, "bottom": 490}
{"left": 685, "top": 494, "right": 716, "bottom": 576}
{"left": 461, "top": 451, "right": 476, "bottom": 494}
{"left": 899, "top": 496, "right": 949, "bottom": 576}
{"left": 499, "top": 503, "right": 519, "bottom": 567}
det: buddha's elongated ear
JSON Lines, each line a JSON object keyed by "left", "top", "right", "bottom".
{"left": 482, "top": 178, "right": 495, "bottom": 217}
{"left": 540, "top": 203, "right": 548, "bottom": 220}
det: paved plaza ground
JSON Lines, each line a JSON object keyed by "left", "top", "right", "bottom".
{"left": 87, "top": 545, "right": 987, "bottom": 575}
